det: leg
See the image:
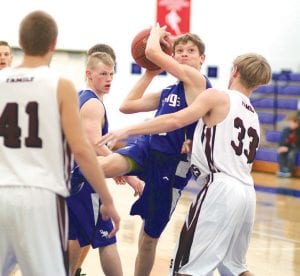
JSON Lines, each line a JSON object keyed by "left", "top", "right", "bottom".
{"left": 77, "top": 245, "right": 90, "bottom": 267}
{"left": 68, "top": 240, "right": 81, "bottom": 276}
{"left": 134, "top": 225, "right": 159, "bottom": 276}
{"left": 98, "top": 153, "right": 131, "bottom": 178}
{"left": 287, "top": 148, "right": 298, "bottom": 173}
{"left": 73, "top": 245, "right": 90, "bottom": 276}
{"left": 277, "top": 152, "right": 288, "bottom": 172}
{"left": 99, "top": 244, "right": 123, "bottom": 276}
{"left": 10, "top": 189, "right": 67, "bottom": 275}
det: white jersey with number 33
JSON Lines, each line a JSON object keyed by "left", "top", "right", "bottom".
{"left": 0, "top": 66, "right": 71, "bottom": 196}
{"left": 191, "top": 90, "right": 260, "bottom": 186}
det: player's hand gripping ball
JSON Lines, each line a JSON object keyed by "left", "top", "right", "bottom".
{"left": 131, "top": 28, "right": 172, "bottom": 70}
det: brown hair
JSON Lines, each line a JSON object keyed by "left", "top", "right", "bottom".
{"left": 0, "top": 41, "right": 12, "bottom": 55}
{"left": 233, "top": 53, "right": 271, "bottom": 89}
{"left": 19, "top": 10, "right": 58, "bottom": 56}
{"left": 173, "top": 33, "right": 205, "bottom": 55}
{"left": 87, "top": 43, "right": 116, "bottom": 62}
{"left": 0, "top": 41, "right": 11, "bottom": 48}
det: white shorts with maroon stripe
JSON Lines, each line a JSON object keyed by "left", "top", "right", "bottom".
{"left": 169, "top": 172, "right": 256, "bottom": 276}
{"left": 0, "top": 187, "right": 68, "bottom": 276}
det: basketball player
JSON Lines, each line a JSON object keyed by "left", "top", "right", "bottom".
{"left": 69, "top": 43, "right": 137, "bottom": 276}
{"left": 72, "top": 43, "right": 116, "bottom": 276}
{"left": 95, "top": 24, "right": 212, "bottom": 275}
{"left": 67, "top": 52, "right": 143, "bottom": 276}
{"left": 0, "top": 10, "right": 120, "bottom": 276}
{"left": 0, "top": 41, "right": 13, "bottom": 69}
{"left": 99, "top": 51, "right": 272, "bottom": 275}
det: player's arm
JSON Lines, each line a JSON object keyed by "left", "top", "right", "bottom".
{"left": 57, "top": 78, "right": 120, "bottom": 236}
{"left": 80, "top": 99, "right": 112, "bottom": 156}
{"left": 81, "top": 97, "right": 143, "bottom": 193}
{"left": 98, "top": 88, "right": 223, "bottom": 146}
{"left": 119, "top": 69, "right": 161, "bottom": 113}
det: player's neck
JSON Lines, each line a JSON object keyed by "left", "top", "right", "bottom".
{"left": 230, "top": 82, "right": 251, "bottom": 98}
{"left": 18, "top": 55, "right": 51, "bottom": 68}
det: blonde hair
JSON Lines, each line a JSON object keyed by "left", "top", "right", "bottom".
{"left": 233, "top": 53, "right": 271, "bottom": 89}
{"left": 86, "top": 52, "right": 114, "bottom": 70}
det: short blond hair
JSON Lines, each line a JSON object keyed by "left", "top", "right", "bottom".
{"left": 86, "top": 52, "right": 115, "bottom": 70}
{"left": 233, "top": 53, "right": 271, "bottom": 89}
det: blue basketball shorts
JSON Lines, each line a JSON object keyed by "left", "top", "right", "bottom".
{"left": 67, "top": 176, "right": 116, "bottom": 248}
{"left": 116, "top": 137, "right": 191, "bottom": 238}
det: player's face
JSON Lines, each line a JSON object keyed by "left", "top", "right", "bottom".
{"left": 89, "top": 62, "right": 114, "bottom": 95}
{"left": 0, "top": 45, "right": 12, "bottom": 69}
{"left": 173, "top": 41, "right": 204, "bottom": 69}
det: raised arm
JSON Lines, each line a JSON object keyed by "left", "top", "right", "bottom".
{"left": 119, "top": 69, "right": 162, "bottom": 114}
{"left": 57, "top": 78, "right": 120, "bottom": 237}
{"left": 145, "top": 23, "right": 206, "bottom": 91}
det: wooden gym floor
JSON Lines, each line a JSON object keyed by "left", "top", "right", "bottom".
{"left": 13, "top": 171, "right": 300, "bottom": 276}
{"left": 80, "top": 172, "right": 300, "bottom": 276}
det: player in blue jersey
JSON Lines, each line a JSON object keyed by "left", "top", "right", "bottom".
{"left": 96, "top": 24, "right": 212, "bottom": 275}
{"left": 67, "top": 52, "right": 143, "bottom": 276}
{"left": 69, "top": 43, "right": 129, "bottom": 276}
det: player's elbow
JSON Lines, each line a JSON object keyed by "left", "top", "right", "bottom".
{"left": 119, "top": 103, "right": 133, "bottom": 114}
{"left": 72, "top": 144, "right": 91, "bottom": 164}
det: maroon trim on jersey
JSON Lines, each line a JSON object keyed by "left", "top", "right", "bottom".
{"left": 62, "top": 135, "right": 72, "bottom": 191}
{"left": 203, "top": 125, "right": 220, "bottom": 174}
{"left": 171, "top": 175, "right": 212, "bottom": 275}
{"left": 56, "top": 195, "right": 69, "bottom": 275}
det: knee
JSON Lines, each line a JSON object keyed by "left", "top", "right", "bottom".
{"left": 140, "top": 236, "right": 158, "bottom": 252}
{"left": 98, "top": 154, "right": 129, "bottom": 177}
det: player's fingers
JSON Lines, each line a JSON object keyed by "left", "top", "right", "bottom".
{"left": 108, "top": 219, "right": 120, "bottom": 238}
{"left": 97, "top": 133, "right": 110, "bottom": 147}
{"left": 108, "top": 227, "right": 118, "bottom": 238}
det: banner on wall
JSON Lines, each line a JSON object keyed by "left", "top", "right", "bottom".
{"left": 156, "top": 0, "right": 191, "bottom": 36}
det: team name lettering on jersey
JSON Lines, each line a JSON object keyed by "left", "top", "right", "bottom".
{"left": 242, "top": 101, "right": 254, "bottom": 113}
{"left": 162, "top": 93, "right": 180, "bottom": 107}
{"left": 6, "top": 77, "right": 34, "bottom": 83}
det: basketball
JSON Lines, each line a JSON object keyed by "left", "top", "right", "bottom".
{"left": 131, "top": 28, "right": 172, "bottom": 71}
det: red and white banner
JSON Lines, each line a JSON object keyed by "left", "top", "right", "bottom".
{"left": 156, "top": 0, "right": 191, "bottom": 36}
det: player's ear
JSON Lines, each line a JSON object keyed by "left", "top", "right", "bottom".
{"left": 49, "top": 38, "right": 57, "bottom": 52}
{"left": 86, "top": 69, "right": 92, "bottom": 80}
{"left": 232, "top": 65, "right": 239, "bottom": 77}
{"left": 200, "top": 54, "right": 206, "bottom": 65}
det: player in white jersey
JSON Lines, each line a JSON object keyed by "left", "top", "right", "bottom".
{"left": 98, "top": 53, "right": 272, "bottom": 275}
{"left": 0, "top": 11, "right": 120, "bottom": 276}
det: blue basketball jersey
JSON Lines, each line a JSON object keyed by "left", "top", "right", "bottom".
{"left": 71, "top": 89, "right": 108, "bottom": 186}
{"left": 78, "top": 89, "right": 108, "bottom": 134}
{"left": 67, "top": 89, "right": 116, "bottom": 248}
{"left": 149, "top": 78, "right": 212, "bottom": 155}
{"left": 117, "top": 76, "right": 212, "bottom": 238}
